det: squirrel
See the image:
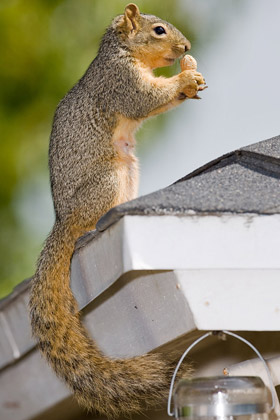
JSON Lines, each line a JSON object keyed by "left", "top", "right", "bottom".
{"left": 29, "top": 3, "right": 206, "bottom": 418}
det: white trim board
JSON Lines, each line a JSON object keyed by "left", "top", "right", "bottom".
{"left": 72, "top": 213, "right": 280, "bottom": 330}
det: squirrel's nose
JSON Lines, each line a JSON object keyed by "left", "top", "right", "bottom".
{"left": 185, "top": 40, "right": 191, "bottom": 52}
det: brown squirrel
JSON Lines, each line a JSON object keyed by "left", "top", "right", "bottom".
{"left": 29, "top": 3, "right": 206, "bottom": 417}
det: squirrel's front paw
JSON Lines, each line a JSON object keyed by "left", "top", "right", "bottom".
{"left": 179, "top": 70, "right": 206, "bottom": 99}
{"left": 179, "top": 55, "right": 207, "bottom": 99}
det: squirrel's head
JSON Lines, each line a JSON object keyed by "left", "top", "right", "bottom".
{"left": 113, "top": 3, "right": 191, "bottom": 69}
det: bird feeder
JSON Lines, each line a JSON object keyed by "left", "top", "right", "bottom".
{"left": 168, "top": 331, "right": 275, "bottom": 420}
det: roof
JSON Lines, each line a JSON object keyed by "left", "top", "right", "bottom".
{"left": 96, "top": 135, "right": 280, "bottom": 232}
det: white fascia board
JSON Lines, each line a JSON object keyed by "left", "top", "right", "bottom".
{"left": 121, "top": 213, "right": 280, "bottom": 270}
{"left": 175, "top": 269, "right": 280, "bottom": 331}
{"left": 71, "top": 213, "right": 280, "bottom": 332}
{"left": 124, "top": 215, "right": 280, "bottom": 331}
{"left": 122, "top": 213, "right": 280, "bottom": 331}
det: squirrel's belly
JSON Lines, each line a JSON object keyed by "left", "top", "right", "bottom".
{"left": 112, "top": 115, "right": 141, "bottom": 203}
{"left": 112, "top": 115, "right": 141, "bottom": 160}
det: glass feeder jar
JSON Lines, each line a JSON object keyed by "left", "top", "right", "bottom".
{"left": 173, "top": 376, "right": 270, "bottom": 420}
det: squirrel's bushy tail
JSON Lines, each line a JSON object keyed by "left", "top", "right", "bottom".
{"left": 29, "top": 220, "right": 180, "bottom": 417}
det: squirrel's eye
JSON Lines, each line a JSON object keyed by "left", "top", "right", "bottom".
{"left": 154, "top": 26, "right": 166, "bottom": 35}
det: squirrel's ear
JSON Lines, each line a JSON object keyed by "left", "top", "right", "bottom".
{"left": 124, "top": 3, "right": 140, "bottom": 32}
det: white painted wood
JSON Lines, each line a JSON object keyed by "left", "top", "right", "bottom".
{"left": 72, "top": 214, "right": 280, "bottom": 331}
{"left": 176, "top": 269, "right": 280, "bottom": 331}
{"left": 121, "top": 214, "right": 280, "bottom": 270}
{"left": 0, "top": 349, "right": 70, "bottom": 420}
{"left": 83, "top": 270, "right": 196, "bottom": 358}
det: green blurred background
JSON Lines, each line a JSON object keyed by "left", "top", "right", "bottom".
{"left": 0, "top": 0, "right": 202, "bottom": 298}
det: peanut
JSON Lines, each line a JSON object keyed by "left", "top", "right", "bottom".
{"left": 180, "top": 54, "right": 197, "bottom": 71}
{"left": 180, "top": 54, "right": 207, "bottom": 99}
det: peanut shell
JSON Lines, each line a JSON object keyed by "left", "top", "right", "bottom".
{"left": 180, "top": 55, "right": 197, "bottom": 71}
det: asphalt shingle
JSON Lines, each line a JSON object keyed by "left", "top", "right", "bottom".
{"left": 97, "top": 135, "right": 280, "bottom": 231}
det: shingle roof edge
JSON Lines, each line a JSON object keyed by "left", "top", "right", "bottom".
{"left": 96, "top": 135, "right": 280, "bottom": 232}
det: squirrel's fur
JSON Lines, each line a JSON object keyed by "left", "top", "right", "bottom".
{"left": 29, "top": 4, "right": 204, "bottom": 417}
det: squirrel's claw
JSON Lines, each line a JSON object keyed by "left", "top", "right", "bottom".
{"left": 191, "top": 85, "right": 208, "bottom": 99}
